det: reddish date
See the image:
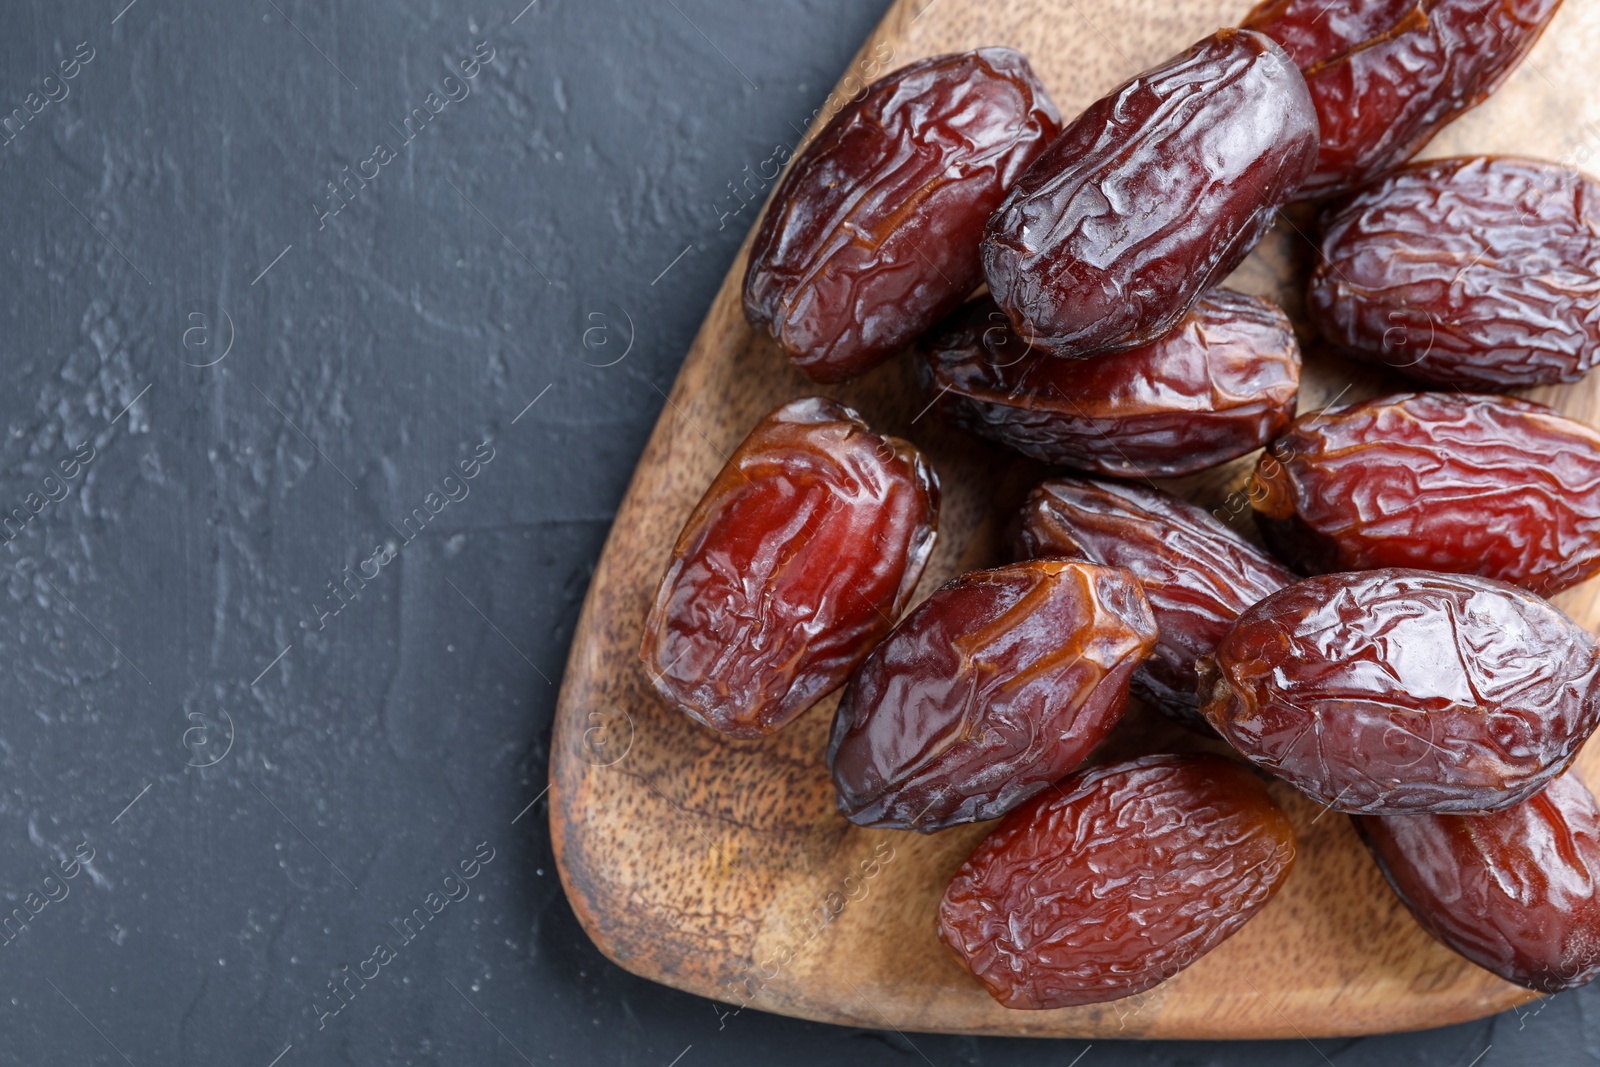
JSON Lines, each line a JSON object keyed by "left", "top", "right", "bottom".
{"left": 827, "top": 559, "right": 1157, "bottom": 830}
{"left": 1012, "top": 477, "right": 1296, "bottom": 721}
{"left": 640, "top": 397, "right": 938, "bottom": 739}
{"left": 1308, "top": 157, "right": 1600, "bottom": 388}
{"left": 743, "top": 48, "right": 1059, "bottom": 383}
{"left": 1355, "top": 772, "right": 1600, "bottom": 993}
{"left": 1242, "top": 0, "right": 1562, "bottom": 196}
{"left": 938, "top": 754, "right": 1296, "bottom": 1009}
{"left": 919, "top": 290, "right": 1301, "bottom": 477}
{"left": 1251, "top": 391, "right": 1600, "bottom": 593}
{"left": 1200, "top": 569, "right": 1600, "bottom": 814}
{"left": 982, "top": 29, "right": 1317, "bottom": 358}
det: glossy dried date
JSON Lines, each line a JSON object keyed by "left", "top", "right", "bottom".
{"left": 1250, "top": 391, "right": 1600, "bottom": 593}
{"left": 1308, "top": 156, "right": 1600, "bottom": 388}
{"left": 1200, "top": 569, "right": 1600, "bottom": 813}
{"left": 1013, "top": 477, "right": 1296, "bottom": 721}
{"left": 640, "top": 397, "right": 938, "bottom": 739}
{"left": 827, "top": 559, "right": 1157, "bottom": 830}
{"left": 1355, "top": 771, "right": 1600, "bottom": 993}
{"left": 982, "top": 29, "right": 1317, "bottom": 357}
{"left": 1242, "top": 0, "right": 1562, "bottom": 196}
{"left": 919, "top": 290, "right": 1300, "bottom": 476}
{"left": 938, "top": 754, "right": 1296, "bottom": 1009}
{"left": 742, "top": 48, "right": 1060, "bottom": 383}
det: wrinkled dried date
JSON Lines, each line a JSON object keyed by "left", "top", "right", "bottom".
{"left": 1250, "top": 391, "right": 1600, "bottom": 593}
{"left": 827, "top": 559, "right": 1157, "bottom": 830}
{"left": 743, "top": 48, "right": 1059, "bottom": 383}
{"left": 1013, "top": 477, "right": 1296, "bottom": 721}
{"left": 982, "top": 29, "right": 1317, "bottom": 358}
{"left": 1242, "top": 0, "right": 1562, "bottom": 196}
{"left": 1355, "top": 772, "right": 1600, "bottom": 993}
{"left": 938, "top": 754, "right": 1296, "bottom": 1009}
{"left": 640, "top": 397, "right": 938, "bottom": 738}
{"left": 1200, "top": 569, "right": 1600, "bottom": 814}
{"left": 919, "top": 290, "right": 1300, "bottom": 476}
{"left": 1308, "top": 156, "right": 1600, "bottom": 388}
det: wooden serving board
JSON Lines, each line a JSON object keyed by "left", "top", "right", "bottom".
{"left": 549, "top": 0, "right": 1600, "bottom": 1038}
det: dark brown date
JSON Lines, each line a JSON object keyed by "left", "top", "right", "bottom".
{"left": 938, "top": 754, "right": 1296, "bottom": 1009}
{"left": 1242, "top": 0, "right": 1562, "bottom": 197}
{"left": 742, "top": 49, "right": 1059, "bottom": 383}
{"left": 1355, "top": 771, "right": 1600, "bottom": 993}
{"left": 1250, "top": 391, "right": 1600, "bottom": 593}
{"left": 1200, "top": 569, "right": 1600, "bottom": 814}
{"left": 1012, "top": 477, "right": 1296, "bottom": 721}
{"left": 827, "top": 559, "right": 1157, "bottom": 830}
{"left": 982, "top": 29, "right": 1317, "bottom": 358}
{"left": 640, "top": 397, "right": 938, "bottom": 738}
{"left": 1308, "top": 156, "right": 1600, "bottom": 388}
{"left": 919, "top": 290, "right": 1301, "bottom": 476}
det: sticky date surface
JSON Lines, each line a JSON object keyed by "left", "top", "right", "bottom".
{"left": 1309, "top": 157, "right": 1600, "bottom": 388}
{"left": 938, "top": 754, "right": 1297, "bottom": 1009}
{"left": 1201, "top": 569, "right": 1600, "bottom": 814}
{"left": 920, "top": 290, "right": 1300, "bottom": 477}
{"left": 1243, "top": 0, "right": 1562, "bottom": 196}
{"left": 982, "top": 29, "right": 1317, "bottom": 357}
{"left": 1013, "top": 477, "right": 1296, "bottom": 720}
{"left": 1251, "top": 391, "right": 1600, "bottom": 593}
{"left": 827, "top": 559, "right": 1157, "bottom": 830}
{"left": 640, "top": 397, "right": 938, "bottom": 739}
{"left": 743, "top": 48, "right": 1059, "bottom": 383}
{"left": 1356, "top": 772, "right": 1600, "bottom": 993}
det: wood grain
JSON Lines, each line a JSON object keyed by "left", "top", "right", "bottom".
{"left": 549, "top": 0, "right": 1600, "bottom": 1038}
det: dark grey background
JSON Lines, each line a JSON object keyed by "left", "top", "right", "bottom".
{"left": 0, "top": 0, "right": 1590, "bottom": 1064}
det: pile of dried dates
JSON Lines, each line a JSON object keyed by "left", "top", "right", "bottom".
{"left": 642, "top": 0, "right": 1600, "bottom": 1012}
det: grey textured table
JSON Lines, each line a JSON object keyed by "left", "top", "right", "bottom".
{"left": 0, "top": 1, "right": 1591, "bottom": 1064}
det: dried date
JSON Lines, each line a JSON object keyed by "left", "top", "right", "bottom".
{"left": 919, "top": 290, "right": 1300, "bottom": 476}
{"left": 1242, "top": 0, "right": 1562, "bottom": 196}
{"left": 1199, "top": 569, "right": 1600, "bottom": 813}
{"left": 982, "top": 29, "right": 1317, "bottom": 357}
{"left": 1355, "top": 771, "right": 1600, "bottom": 993}
{"left": 1250, "top": 391, "right": 1600, "bottom": 593}
{"left": 827, "top": 559, "right": 1157, "bottom": 830}
{"left": 743, "top": 48, "right": 1060, "bottom": 383}
{"left": 1308, "top": 156, "right": 1600, "bottom": 388}
{"left": 640, "top": 397, "right": 938, "bottom": 738}
{"left": 938, "top": 754, "right": 1296, "bottom": 1009}
{"left": 1012, "top": 477, "right": 1296, "bottom": 721}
